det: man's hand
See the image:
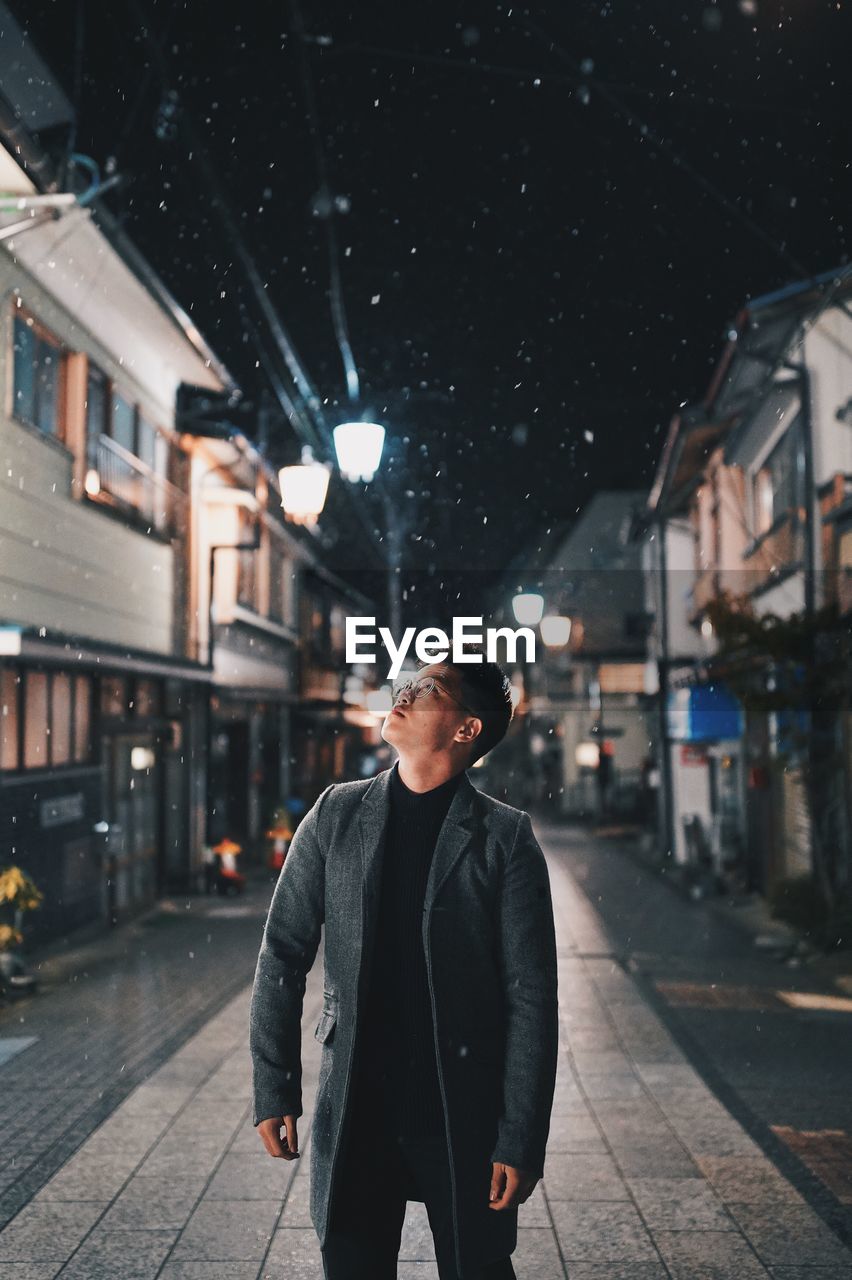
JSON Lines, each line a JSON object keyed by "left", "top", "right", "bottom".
{"left": 257, "top": 1114, "right": 300, "bottom": 1160}
{"left": 488, "top": 1162, "right": 538, "bottom": 1210}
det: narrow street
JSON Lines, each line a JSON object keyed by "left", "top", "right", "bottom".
{"left": 1, "top": 821, "right": 851, "bottom": 1278}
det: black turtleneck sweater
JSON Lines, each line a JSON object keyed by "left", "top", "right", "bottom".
{"left": 354, "top": 760, "right": 466, "bottom": 1138}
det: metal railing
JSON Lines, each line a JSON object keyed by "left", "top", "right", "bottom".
{"left": 89, "top": 435, "right": 187, "bottom": 535}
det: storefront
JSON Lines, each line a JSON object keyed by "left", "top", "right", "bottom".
{"left": 0, "top": 645, "right": 208, "bottom": 945}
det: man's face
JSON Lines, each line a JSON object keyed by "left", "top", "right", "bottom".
{"left": 381, "top": 663, "right": 481, "bottom": 759}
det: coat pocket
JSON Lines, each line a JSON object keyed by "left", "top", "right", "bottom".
{"left": 314, "top": 1007, "right": 338, "bottom": 1044}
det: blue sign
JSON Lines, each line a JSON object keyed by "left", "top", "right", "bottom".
{"left": 668, "top": 683, "right": 742, "bottom": 743}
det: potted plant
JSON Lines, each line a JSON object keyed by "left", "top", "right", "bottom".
{"left": 0, "top": 866, "right": 43, "bottom": 996}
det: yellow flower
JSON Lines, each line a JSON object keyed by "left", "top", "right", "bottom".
{"left": 0, "top": 923, "right": 23, "bottom": 951}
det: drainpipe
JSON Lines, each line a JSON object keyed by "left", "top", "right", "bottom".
{"left": 782, "top": 354, "right": 816, "bottom": 616}
{"left": 655, "top": 511, "right": 676, "bottom": 864}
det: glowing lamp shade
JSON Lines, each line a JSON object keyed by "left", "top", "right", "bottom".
{"left": 575, "top": 741, "right": 600, "bottom": 769}
{"left": 333, "top": 421, "right": 386, "bottom": 482}
{"left": 540, "top": 614, "right": 572, "bottom": 647}
{"left": 84, "top": 468, "right": 101, "bottom": 497}
{"left": 279, "top": 447, "right": 331, "bottom": 526}
{"left": 512, "top": 592, "right": 544, "bottom": 627}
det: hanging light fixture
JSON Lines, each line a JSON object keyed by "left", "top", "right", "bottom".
{"left": 540, "top": 614, "right": 572, "bottom": 647}
{"left": 512, "top": 591, "right": 545, "bottom": 626}
{"left": 279, "top": 446, "right": 331, "bottom": 526}
{"left": 333, "top": 420, "right": 386, "bottom": 482}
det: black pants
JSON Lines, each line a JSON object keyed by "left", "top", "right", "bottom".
{"left": 322, "top": 1084, "right": 516, "bottom": 1280}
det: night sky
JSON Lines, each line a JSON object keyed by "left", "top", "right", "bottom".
{"left": 14, "top": 0, "right": 850, "bottom": 623}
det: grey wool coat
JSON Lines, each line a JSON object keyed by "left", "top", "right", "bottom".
{"left": 249, "top": 766, "right": 559, "bottom": 1275}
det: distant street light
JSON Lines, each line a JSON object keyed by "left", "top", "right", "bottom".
{"left": 512, "top": 592, "right": 545, "bottom": 626}
{"left": 278, "top": 445, "right": 331, "bottom": 526}
{"left": 540, "top": 614, "right": 572, "bottom": 647}
{"left": 333, "top": 420, "right": 386, "bottom": 482}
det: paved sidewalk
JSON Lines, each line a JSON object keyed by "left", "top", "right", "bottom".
{"left": 1, "top": 848, "right": 851, "bottom": 1277}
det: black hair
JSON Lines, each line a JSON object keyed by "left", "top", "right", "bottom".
{"left": 417, "top": 642, "right": 514, "bottom": 764}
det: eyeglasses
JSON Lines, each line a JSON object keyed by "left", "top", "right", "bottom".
{"left": 391, "top": 675, "right": 477, "bottom": 718}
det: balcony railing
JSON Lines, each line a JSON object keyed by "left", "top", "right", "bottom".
{"left": 87, "top": 435, "right": 187, "bottom": 536}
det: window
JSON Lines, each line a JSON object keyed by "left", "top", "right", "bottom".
{"left": 51, "top": 673, "right": 73, "bottom": 766}
{"left": 85, "top": 364, "right": 109, "bottom": 468}
{"left": 753, "top": 416, "right": 805, "bottom": 537}
{"left": 236, "top": 509, "right": 258, "bottom": 610}
{"left": 1, "top": 668, "right": 94, "bottom": 771}
{"left": 13, "top": 310, "right": 63, "bottom": 438}
{"left": 24, "top": 672, "right": 49, "bottom": 769}
{"left": 101, "top": 676, "right": 130, "bottom": 719}
{"left": 0, "top": 668, "right": 20, "bottom": 770}
{"left": 74, "top": 676, "right": 92, "bottom": 763}
{"left": 85, "top": 375, "right": 171, "bottom": 529}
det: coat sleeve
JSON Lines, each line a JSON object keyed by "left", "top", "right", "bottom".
{"left": 489, "top": 811, "right": 558, "bottom": 1180}
{"left": 250, "top": 784, "right": 334, "bottom": 1126}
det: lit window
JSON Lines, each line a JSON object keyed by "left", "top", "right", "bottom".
{"left": 24, "top": 672, "right": 49, "bottom": 769}
{"left": 0, "top": 668, "right": 20, "bottom": 770}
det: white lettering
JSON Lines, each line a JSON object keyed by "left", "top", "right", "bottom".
{"left": 487, "top": 626, "right": 536, "bottom": 663}
{"left": 452, "top": 617, "right": 484, "bottom": 659}
{"left": 345, "top": 617, "right": 377, "bottom": 663}
{"left": 414, "top": 627, "right": 450, "bottom": 663}
{"left": 379, "top": 625, "right": 417, "bottom": 681}
{"left": 345, "top": 617, "right": 536, "bottom": 677}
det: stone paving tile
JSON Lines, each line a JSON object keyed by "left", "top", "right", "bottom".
{"left": 513, "top": 1225, "right": 564, "bottom": 1277}
{"left": 58, "top": 1228, "right": 177, "bottom": 1280}
{"left": 0, "top": 1267, "right": 63, "bottom": 1279}
{"left": 169, "top": 1198, "right": 281, "bottom": 1262}
{"left": 98, "top": 1176, "right": 206, "bottom": 1230}
{"left": 517, "top": 1188, "right": 550, "bottom": 1227}
{"left": 769, "top": 1269, "right": 852, "bottom": 1279}
{"left": 627, "top": 1176, "right": 736, "bottom": 1231}
{"left": 580, "top": 1073, "right": 648, "bottom": 1102}
{"left": 400, "top": 1203, "right": 436, "bottom": 1260}
{"left": 34, "top": 1149, "right": 139, "bottom": 1202}
{"left": 159, "top": 1265, "right": 260, "bottom": 1280}
{"left": 277, "top": 1158, "right": 312, "bottom": 1228}
{"left": 136, "top": 1133, "right": 230, "bottom": 1180}
{"left": 550, "top": 1201, "right": 657, "bottom": 1262}
{"left": 80, "top": 1112, "right": 173, "bottom": 1155}
{"left": 262, "top": 1227, "right": 324, "bottom": 1278}
{"left": 667, "top": 1113, "right": 764, "bottom": 1159}
{"left": 696, "top": 1156, "right": 808, "bottom": 1206}
{"left": 566, "top": 1026, "right": 621, "bottom": 1051}
{"left": 0, "top": 1202, "right": 107, "bottom": 1263}
{"left": 653, "top": 1229, "right": 771, "bottom": 1278}
{"left": 204, "top": 1151, "right": 297, "bottom": 1201}
{"left": 116, "top": 1085, "right": 195, "bottom": 1118}
{"left": 546, "top": 1113, "right": 606, "bottom": 1154}
{"left": 573, "top": 1050, "right": 635, "bottom": 1075}
{"left": 396, "top": 1265, "right": 440, "bottom": 1279}
{"left": 543, "top": 1152, "right": 630, "bottom": 1201}
{"left": 562, "top": 1267, "right": 669, "bottom": 1280}
{"left": 727, "top": 1202, "right": 852, "bottom": 1268}
{"left": 611, "top": 1140, "right": 702, "bottom": 1180}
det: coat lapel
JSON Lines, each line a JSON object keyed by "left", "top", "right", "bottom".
{"left": 358, "top": 766, "right": 479, "bottom": 932}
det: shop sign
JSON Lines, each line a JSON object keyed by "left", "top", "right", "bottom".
{"left": 40, "top": 794, "right": 85, "bottom": 829}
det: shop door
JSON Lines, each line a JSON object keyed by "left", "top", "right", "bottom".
{"left": 105, "top": 735, "right": 162, "bottom": 916}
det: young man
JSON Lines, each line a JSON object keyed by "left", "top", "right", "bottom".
{"left": 250, "top": 647, "right": 559, "bottom": 1279}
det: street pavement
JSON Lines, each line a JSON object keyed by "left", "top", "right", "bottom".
{"left": 0, "top": 822, "right": 850, "bottom": 1278}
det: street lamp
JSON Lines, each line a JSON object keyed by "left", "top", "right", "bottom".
{"left": 333, "top": 420, "right": 386, "bottom": 482}
{"left": 540, "top": 614, "right": 572, "bottom": 647}
{"left": 278, "top": 446, "right": 331, "bottom": 526}
{"left": 512, "top": 591, "right": 545, "bottom": 627}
